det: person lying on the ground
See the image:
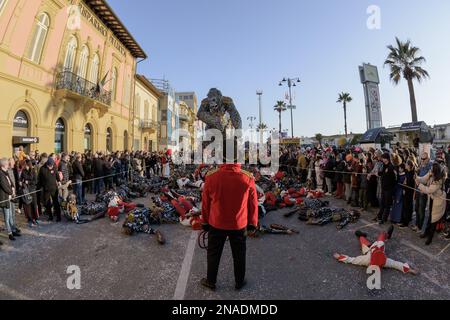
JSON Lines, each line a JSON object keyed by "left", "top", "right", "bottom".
{"left": 122, "top": 208, "right": 165, "bottom": 245}
{"left": 334, "top": 226, "right": 418, "bottom": 274}
{"left": 302, "top": 207, "right": 360, "bottom": 229}
{"left": 248, "top": 224, "right": 299, "bottom": 238}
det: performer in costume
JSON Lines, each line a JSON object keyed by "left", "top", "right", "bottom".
{"left": 334, "top": 226, "right": 418, "bottom": 274}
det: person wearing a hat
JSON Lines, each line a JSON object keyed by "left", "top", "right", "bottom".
{"left": 375, "top": 153, "right": 397, "bottom": 224}
{"left": 37, "top": 157, "right": 61, "bottom": 222}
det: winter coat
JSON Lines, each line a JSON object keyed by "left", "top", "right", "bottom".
{"left": 38, "top": 166, "right": 60, "bottom": 202}
{"left": 342, "top": 162, "right": 352, "bottom": 184}
{"left": 335, "top": 161, "right": 345, "bottom": 183}
{"left": 379, "top": 163, "right": 397, "bottom": 192}
{"left": 72, "top": 160, "right": 85, "bottom": 181}
{"left": 0, "top": 169, "right": 13, "bottom": 208}
{"left": 417, "top": 172, "right": 446, "bottom": 223}
{"left": 324, "top": 159, "right": 335, "bottom": 179}
{"left": 297, "top": 155, "right": 308, "bottom": 170}
{"left": 93, "top": 158, "right": 105, "bottom": 178}
{"left": 58, "top": 160, "right": 71, "bottom": 183}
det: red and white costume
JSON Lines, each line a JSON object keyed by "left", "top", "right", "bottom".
{"left": 336, "top": 231, "right": 412, "bottom": 273}
{"left": 107, "top": 196, "right": 136, "bottom": 222}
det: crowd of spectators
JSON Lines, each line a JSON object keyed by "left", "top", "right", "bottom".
{"left": 0, "top": 149, "right": 172, "bottom": 245}
{"left": 279, "top": 144, "right": 450, "bottom": 245}
{"left": 2, "top": 143, "right": 450, "bottom": 248}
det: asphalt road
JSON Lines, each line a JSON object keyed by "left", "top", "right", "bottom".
{"left": 1, "top": 196, "right": 449, "bottom": 300}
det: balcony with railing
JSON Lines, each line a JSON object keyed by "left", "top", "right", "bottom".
{"left": 179, "top": 113, "right": 189, "bottom": 122}
{"left": 140, "top": 119, "right": 158, "bottom": 132}
{"left": 55, "top": 71, "right": 112, "bottom": 107}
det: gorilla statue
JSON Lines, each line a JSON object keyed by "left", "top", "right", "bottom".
{"left": 197, "top": 88, "right": 242, "bottom": 133}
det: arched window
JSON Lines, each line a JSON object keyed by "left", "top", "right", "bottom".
{"left": 106, "top": 128, "right": 113, "bottom": 152}
{"left": 111, "top": 67, "right": 118, "bottom": 101}
{"left": 55, "top": 118, "right": 66, "bottom": 153}
{"left": 13, "top": 110, "right": 30, "bottom": 137}
{"left": 63, "top": 36, "right": 78, "bottom": 72}
{"left": 0, "top": 0, "right": 8, "bottom": 16}
{"left": 84, "top": 123, "right": 93, "bottom": 152}
{"left": 25, "top": 12, "right": 50, "bottom": 64}
{"left": 89, "top": 53, "right": 100, "bottom": 84}
{"left": 77, "top": 45, "right": 89, "bottom": 78}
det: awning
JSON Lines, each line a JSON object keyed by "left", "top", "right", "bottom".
{"left": 359, "top": 128, "right": 393, "bottom": 144}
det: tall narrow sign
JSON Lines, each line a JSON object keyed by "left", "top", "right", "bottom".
{"left": 359, "top": 64, "right": 383, "bottom": 130}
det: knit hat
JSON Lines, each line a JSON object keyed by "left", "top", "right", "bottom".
{"left": 46, "top": 158, "right": 55, "bottom": 166}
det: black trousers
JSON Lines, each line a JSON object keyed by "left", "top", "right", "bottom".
{"left": 377, "top": 189, "right": 394, "bottom": 222}
{"left": 45, "top": 191, "right": 61, "bottom": 220}
{"left": 425, "top": 222, "right": 438, "bottom": 242}
{"left": 401, "top": 191, "right": 414, "bottom": 226}
{"left": 207, "top": 227, "right": 247, "bottom": 285}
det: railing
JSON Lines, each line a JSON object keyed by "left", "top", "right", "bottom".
{"left": 55, "top": 71, "right": 112, "bottom": 106}
{"left": 140, "top": 119, "right": 158, "bottom": 129}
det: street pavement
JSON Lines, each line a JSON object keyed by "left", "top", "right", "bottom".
{"left": 0, "top": 195, "right": 449, "bottom": 300}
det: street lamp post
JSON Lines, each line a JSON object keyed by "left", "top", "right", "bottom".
{"left": 279, "top": 77, "right": 301, "bottom": 138}
{"left": 256, "top": 90, "right": 263, "bottom": 127}
{"left": 247, "top": 116, "right": 256, "bottom": 129}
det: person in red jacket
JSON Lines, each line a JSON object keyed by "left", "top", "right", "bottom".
{"left": 201, "top": 163, "right": 259, "bottom": 291}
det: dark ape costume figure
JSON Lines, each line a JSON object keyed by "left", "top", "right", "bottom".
{"left": 304, "top": 208, "right": 360, "bottom": 229}
{"left": 123, "top": 208, "right": 165, "bottom": 245}
{"left": 197, "top": 88, "right": 242, "bottom": 133}
{"left": 293, "top": 198, "right": 359, "bottom": 229}
{"left": 248, "top": 224, "right": 299, "bottom": 238}
{"left": 197, "top": 88, "right": 243, "bottom": 161}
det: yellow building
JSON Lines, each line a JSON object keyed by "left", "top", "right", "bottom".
{"left": 0, "top": 0, "right": 147, "bottom": 156}
{"left": 178, "top": 100, "right": 196, "bottom": 151}
{"left": 134, "top": 74, "right": 162, "bottom": 152}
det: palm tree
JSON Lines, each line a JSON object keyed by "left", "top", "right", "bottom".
{"left": 337, "top": 92, "right": 352, "bottom": 137}
{"left": 315, "top": 133, "right": 323, "bottom": 148}
{"left": 274, "top": 101, "right": 287, "bottom": 134}
{"left": 384, "top": 37, "right": 430, "bottom": 123}
{"left": 256, "top": 123, "right": 268, "bottom": 132}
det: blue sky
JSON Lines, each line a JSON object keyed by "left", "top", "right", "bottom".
{"left": 109, "top": 0, "right": 450, "bottom": 137}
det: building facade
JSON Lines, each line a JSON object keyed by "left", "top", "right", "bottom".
{"left": 388, "top": 123, "right": 450, "bottom": 148}
{"left": 0, "top": 0, "right": 146, "bottom": 156}
{"left": 430, "top": 123, "right": 450, "bottom": 147}
{"left": 134, "top": 74, "right": 161, "bottom": 152}
{"left": 176, "top": 91, "right": 204, "bottom": 142}
{"left": 178, "top": 100, "right": 196, "bottom": 152}
{"left": 176, "top": 92, "right": 197, "bottom": 113}
{"left": 152, "top": 79, "right": 179, "bottom": 152}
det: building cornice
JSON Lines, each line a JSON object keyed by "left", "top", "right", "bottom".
{"left": 82, "top": 0, "right": 147, "bottom": 59}
{"left": 135, "top": 74, "right": 163, "bottom": 98}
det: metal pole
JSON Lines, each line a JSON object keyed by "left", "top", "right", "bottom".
{"left": 288, "top": 80, "right": 294, "bottom": 138}
{"left": 259, "top": 95, "right": 261, "bottom": 126}
{"left": 256, "top": 91, "right": 263, "bottom": 127}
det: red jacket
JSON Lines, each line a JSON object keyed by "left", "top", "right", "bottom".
{"left": 202, "top": 164, "right": 258, "bottom": 231}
